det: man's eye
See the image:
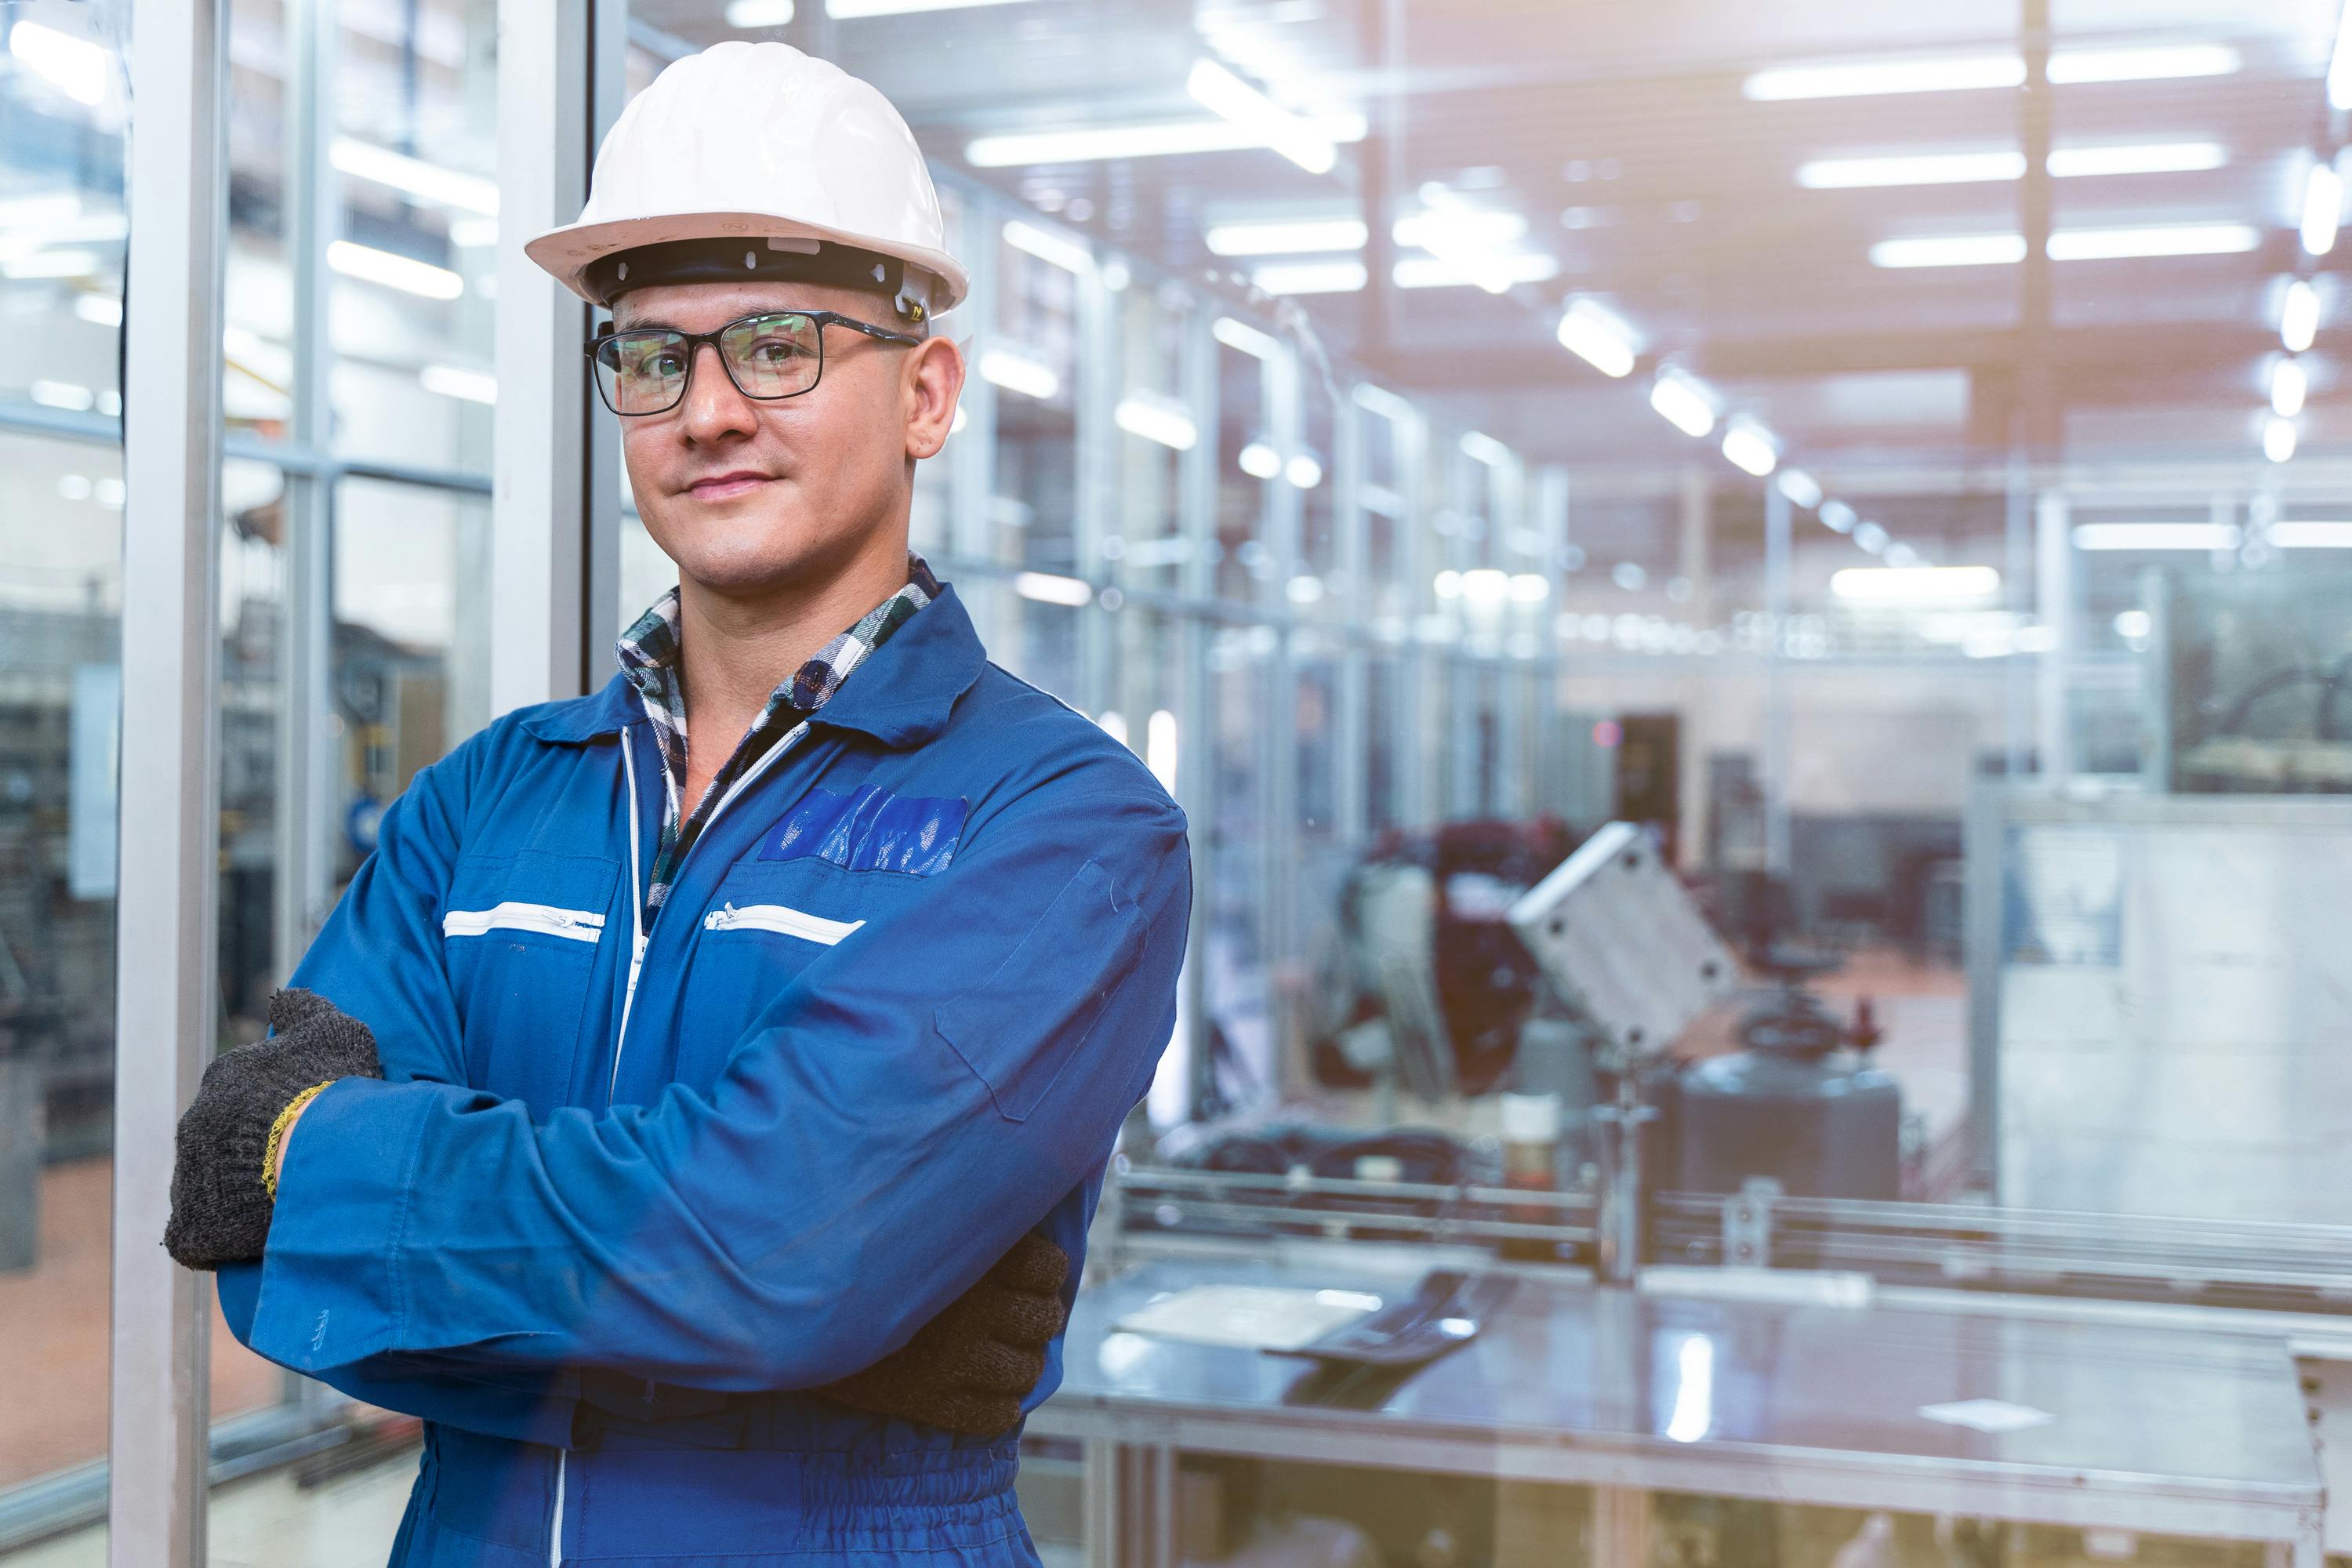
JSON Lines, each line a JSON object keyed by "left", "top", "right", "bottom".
{"left": 747, "top": 338, "right": 804, "bottom": 364}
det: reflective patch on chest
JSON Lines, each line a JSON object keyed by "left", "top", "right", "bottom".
{"left": 757, "top": 785, "right": 969, "bottom": 875}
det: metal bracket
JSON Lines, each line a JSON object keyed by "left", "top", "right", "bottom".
{"left": 1722, "top": 1177, "right": 1783, "bottom": 1269}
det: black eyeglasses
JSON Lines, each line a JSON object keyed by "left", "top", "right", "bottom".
{"left": 584, "top": 309, "right": 924, "bottom": 416}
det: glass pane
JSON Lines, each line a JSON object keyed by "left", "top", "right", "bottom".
{"left": 329, "top": 0, "right": 498, "bottom": 474}
{"left": 1109, "top": 284, "right": 1192, "bottom": 594}
{"left": 0, "top": 430, "right": 120, "bottom": 1495}
{"left": 1203, "top": 622, "right": 1276, "bottom": 1112}
{"left": 1213, "top": 337, "right": 1270, "bottom": 603}
{"left": 986, "top": 230, "right": 1079, "bottom": 573}
{"left": 333, "top": 476, "right": 492, "bottom": 887}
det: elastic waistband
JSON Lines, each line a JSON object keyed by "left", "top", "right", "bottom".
{"left": 573, "top": 1388, "right": 1027, "bottom": 1460}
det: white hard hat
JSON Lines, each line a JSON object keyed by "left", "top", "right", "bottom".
{"left": 524, "top": 41, "right": 967, "bottom": 320}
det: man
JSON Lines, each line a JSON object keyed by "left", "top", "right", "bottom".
{"left": 162, "top": 41, "right": 1190, "bottom": 1566}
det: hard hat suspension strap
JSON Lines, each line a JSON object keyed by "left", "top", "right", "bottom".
{"left": 583, "top": 236, "right": 933, "bottom": 325}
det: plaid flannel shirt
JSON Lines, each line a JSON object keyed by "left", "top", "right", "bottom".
{"left": 615, "top": 555, "right": 940, "bottom": 916}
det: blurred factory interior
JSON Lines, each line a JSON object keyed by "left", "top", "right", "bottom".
{"left": 12, "top": 0, "right": 2352, "bottom": 1564}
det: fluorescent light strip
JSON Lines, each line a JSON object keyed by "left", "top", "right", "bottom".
{"left": 1557, "top": 299, "right": 1637, "bottom": 377}
{"left": 828, "top": 0, "right": 1048, "bottom": 16}
{"left": 2272, "top": 521, "right": 2352, "bottom": 548}
{"left": 1186, "top": 59, "right": 1334, "bottom": 174}
{"left": 2047, "top": 140, "right": 2227, "bottom": 178}
{"left": 1393, "top": 209, "right": 1526, "bottom": 249}
{"left": 2335, "top": 0, "right": 2352, "bottom": 111}
{"left": 2, "top": 249, "right": 100, "bottom": 279}
{"left": 1870, "top": 234, "right": 2027, "bottom": 268}
{"left": 1873, "top": 225, "right": 2257, "bottom": 267}
{"left": 1776, "top": 468, "right": 1823, "bottom": 508}
{"left": 1831, "top": 565, "right": 2001, "bottom": 602}
{"left": 1745, "top": 53, "right": 2024, "bottom": 101}
{"left": 966, "top": 121, "right": 1265, "bottom": 166}
{"left": 1820, "top": 500, "right": 1857, "bottom": 534}
{"left": 421, "top": 365, "right": 496, "bottom": 405}
{"left": 1748, "top": 43, "right": 2238, "bottom": 102}
{"left": 1650, "top": 372, "right": 1716, "bottom": 438}
{"left": 1461, "top": 430, "right": 1512, "bottom": 467}
{"left": 2072, "top": 522, "right": 2241, "bottom": 550}
{"left": 1251, "top": 259, "right": 1366, "bottom": 294}
{"left": 1002, "top": 219, "right": 1093, "bottom": 274}
{"left": 330, "top": 137, "right": 499, "bottom": 215}
{"left": 2282, "top": 278, "right": 2321, "bottom": 354}
{"left": 2267, "top": 416, "right": 2299, "bottom": 463}
{"left": 1204, "top": 216, "right": 1367, "bottom": 256}
{"left": 9, "top": 21, "right": 108, "bottom": 108}
{"left": 328, "top": 240, "right": 463, "bottom": 299}
{"left": 1853, "top": 521, "right": 1889, "bottom": 554}
{"left": 1798, "top": 151, "right": 2025, "bottom": 189}
{"left": 1394, "top": 252, "right": 1557, "bottom": 289}
{"left": 2047, "top": 223, "right": 2259, "bottom": 260}
{"left": 1012, "top": 570, "right": 1094, "bottom": 606}
{"left": 978, "top": 347, "right": 1060, "bottom": 401}
{"left": 1721, "top": 419, "right": 1778, "bottom": 477}
{"left": 2273, "top": 357, "right": 2308, "bottom": 419}
{"left": 2304, "top": 162, "right": 2343, "bottom": 258}
{"left": 1213, "top": 316, "right": 1281, "bottom": 359}
{"left": 726, "top": 0, "right": 796, "bottom": 24}
{"left": 2045, "top": 44, "right": 2239, "bottom": 84}
{"left": 1113, "top": 392, "right": 1200, "bottom": 451}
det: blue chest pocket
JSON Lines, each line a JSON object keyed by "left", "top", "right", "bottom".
{"left": 757, "top": 786, "right": 967, "bottom": 875}
{"left": 441, "top": 848, "right": 617, "bottom": 1116}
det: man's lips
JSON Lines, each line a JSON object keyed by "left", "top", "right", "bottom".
{"left": 684, "top": 470, "right": 774, "bottom": 501}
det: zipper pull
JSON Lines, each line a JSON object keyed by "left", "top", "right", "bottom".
{"left": 633, "top": 930, "right": 649, "bottom": 963}
{"left": 708, "top": 902, "right": 737, "bottom": 931}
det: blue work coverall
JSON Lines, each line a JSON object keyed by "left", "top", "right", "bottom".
{"left": 213, "top": 583, "right": 1191, "bottom": 1566}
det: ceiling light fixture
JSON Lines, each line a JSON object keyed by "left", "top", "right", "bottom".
{"left": 2282, "top": 278, "right": 2321, "bottom": 354}
{"left": 1831, "top": 565, "right": 2001, "bottom": 602}
{"left": 978, "top": 347, "right": 1060, "bottom": 401}
{"left": 1002, "top": 219, "right": 1094, "bottom": 274}
{"left": 331, "top": 137, "right": 499, "bottom": 215}
{"left": 1250, "top": 259, "right": 1367, "bottom": 294}
{"left": 1650, "top": 370, "right": 1718, "bottom": 438}
{"left": 1186, "top": 59, "right": 1334, "bottom": 174}
{"left": 2047, "top": 140, "right": 2227, "bottom": 178}
{"left": 1744, "top": 54, "right": 2024, "bottom": 101}
{"left": 328, "top": 240, "right": 463, "bottom": 299}
{"left": 1113, "top": 392, "right": 1200, "bottom": 451}
{"left": 2267, "top": 416, "right": 2299, "bottom": 463}
{"left": 1393, "top": 252, "right": 1558, "bottom": 289}
{"left": 1798, "top": 151, "right": 2026, "bottom": 188}
{"left": 1776, "top": 469, "right": 1824, "bottom": 508}
{"left": 2073, "top": 521, "right": 2242, "bottom": 550}
{"left": 1238, "top": 441, "right": 1283, "bottom": 479}
{"left": 8, "top": 21, "right": 108, "bottom": 108}
{"left": 1869, "top": 233, "right": 2028, "bottom": 268}
{"left": 1720, "top": 418, "right": 1779, "bottom": 477}
{"left": 2045, "top": 44, "right": 2240, "bottom": 83}
{"left": 2303, "top": 162, "right": 2343, "bottom": 258}
{"left": 2048, "top": 222, "right": 2261, "bottom": 260}
{"left": 1819, "top": 500, "right": 1857, "bottom": 533}
{"left": 2333, "top": 0, "right": 2352, "bottom": 111}
{"left": 1284, "top": 452, "right": 1323, "bottom": 488}
{"left": 1203, "top": 216, "right": 1367, "bottom": 256}
{"left": 1853, "top": 521, "right": 1889, "bottom": 554}
{"left": 966, "top": 121, "right": 1264, "bottom": 166}
{"left": 725, "top": 0, "right": 796, "bottom": 24}
{"left": 1556, "top": 298, "right": 1639, "bottom": 378}
{"left": 1012, "top": 570, "right": 1094, "bottom": 606}
{"left": 2272, "top": 521, "right": 2352, "bottom": 547}
{"left": 2273, "top": 356, "right": 2309, "bottom": 419}
{"left": 419, "top": 364, "right": 496, "bottom": 405}
{"left": 828, "top": 0, "right": 1051, "bottom": 16}
{"left": 1461, "top": 430, "right": 1513, "bottom": 466}
{"left": 1213, "top": 316, "right": 1282, "bottom": 358}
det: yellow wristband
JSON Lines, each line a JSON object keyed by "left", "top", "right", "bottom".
{"left": 261, "top": 1081, "right": 336, "bottom": 1201}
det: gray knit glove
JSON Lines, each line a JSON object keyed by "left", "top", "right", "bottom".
{"left": 815, "top": 1231, "right": 1069, "bottom": 1435}
{"left": 162, "top": 988, "right": 382, "bottom": 1271}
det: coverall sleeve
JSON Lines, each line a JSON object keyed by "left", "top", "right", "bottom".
{"left": 223, "top": 739, "right": 586, "bottom": 1439}
{"left": 242, "top": 785, "right": 1190, "bottom": 1388}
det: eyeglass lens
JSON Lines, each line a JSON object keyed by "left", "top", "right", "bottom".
{"left": 593, "top": 312, "right": 824, "bottom": 414}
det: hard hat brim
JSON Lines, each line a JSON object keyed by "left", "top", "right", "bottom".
{"left": 525, "top": 210, "right": 971, "bottom": 315}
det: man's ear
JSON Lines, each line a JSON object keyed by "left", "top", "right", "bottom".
{"left": 904, "top": 335, "right": 965, "bottom": 462}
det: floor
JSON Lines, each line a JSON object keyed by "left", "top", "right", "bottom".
{"left": 0, "top": 1446, "right": 419, "bottom": 1567}
{"left": 0, "top": 1159, "right": 284, "bottom": 1492}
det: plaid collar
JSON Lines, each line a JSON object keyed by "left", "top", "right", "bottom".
{"left": 615, "top": 554, "right": 939, "bottom": 910}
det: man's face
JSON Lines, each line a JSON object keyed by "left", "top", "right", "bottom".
{"left": 610, "top": 279, "right": 959, "bottom": 598}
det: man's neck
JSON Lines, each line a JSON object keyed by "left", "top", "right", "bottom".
{"left": 670, "top": 542, "right": 911, "bottom": 789}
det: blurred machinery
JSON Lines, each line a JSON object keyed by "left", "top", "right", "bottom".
{"left": 2156, "top": 568, "right": 2352, "bottom": 793}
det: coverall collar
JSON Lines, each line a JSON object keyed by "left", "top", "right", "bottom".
{"left": 517, "top": 580, "right": 985, "bottom": 750}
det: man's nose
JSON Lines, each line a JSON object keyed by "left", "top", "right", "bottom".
{"left": 678, "top": 339, "right": 757, "bottom": 442}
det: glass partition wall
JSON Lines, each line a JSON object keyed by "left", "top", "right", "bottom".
{"left": 19, "top": 0, "right": 2352, "bottom": 1559}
